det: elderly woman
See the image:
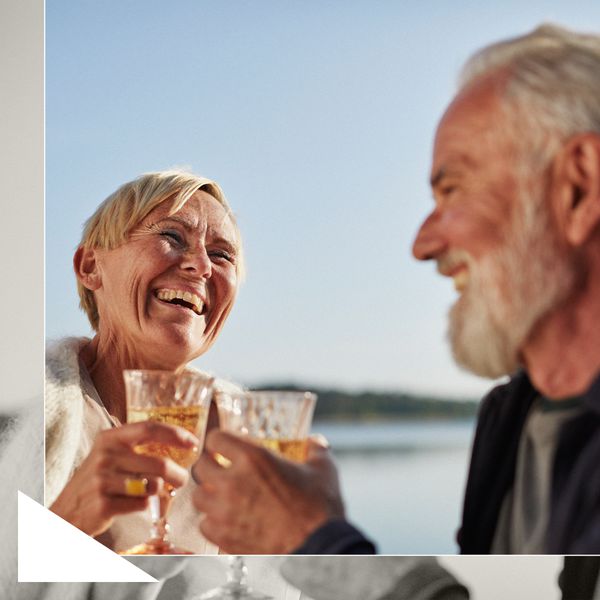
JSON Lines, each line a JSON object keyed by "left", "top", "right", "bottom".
{"left": 45, "top": 169, "right": 243, "bottom": 554}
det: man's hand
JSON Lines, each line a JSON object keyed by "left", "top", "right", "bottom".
{"left": 191, "top": 430, "right": 345, "bottom": 553}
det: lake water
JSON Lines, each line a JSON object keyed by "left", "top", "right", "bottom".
{"left": 315, "top": 418, "right": 476, "bottom": 554}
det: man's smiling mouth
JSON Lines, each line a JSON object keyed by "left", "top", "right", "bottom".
{"left": 155, "top": 288, "right": 205, "bottom": 315}
{"left": 452, "top": 268, "right": 469, "bottom": 292}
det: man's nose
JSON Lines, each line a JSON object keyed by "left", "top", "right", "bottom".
{"left": 412, "top": 211, "right": 447, "bottom": 261}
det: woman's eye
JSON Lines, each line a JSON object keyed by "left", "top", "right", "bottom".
{"left": 209, "top": 249, "right": 235, "bottom": 264}
{"left": 160, "top": 230, "right": 185, "bottom": 247}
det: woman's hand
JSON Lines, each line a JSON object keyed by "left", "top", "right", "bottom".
{"left": 50, "top": 421, "right": 199, "bottom": 538}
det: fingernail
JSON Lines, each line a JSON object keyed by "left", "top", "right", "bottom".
{"left": 312, "top": 433, "right": 330, "bottom": 448}
{"left": 214, "top": 452, "right": 232, "bottom": 468}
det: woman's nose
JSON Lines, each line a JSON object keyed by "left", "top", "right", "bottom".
{"left": 181, "top": 245, "right": 212, "bottom": 277}
{"left": 412, "top": 211, "right": 447, "bottom": 261}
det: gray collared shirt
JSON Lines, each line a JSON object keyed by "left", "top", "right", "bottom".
{"left": 491, "top": 395, "right": 584, "bottom": 554}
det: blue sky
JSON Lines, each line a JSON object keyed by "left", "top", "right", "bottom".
{"left": 46, "top": 0, "right": 600, "bottom": 398}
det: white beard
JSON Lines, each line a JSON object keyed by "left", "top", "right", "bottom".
{"left": 447, "top": 196, "right": 577, "bottom": 379}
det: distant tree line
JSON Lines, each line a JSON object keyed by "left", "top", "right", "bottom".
{"left": 255, "top": 383, "right": 479, "bottom": 421}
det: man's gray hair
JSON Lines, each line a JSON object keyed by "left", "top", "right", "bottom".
{"left": 459, "top": 24, "right": 600, "bottom": 168}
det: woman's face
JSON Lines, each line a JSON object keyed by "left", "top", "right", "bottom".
{"left": 91, "top": 190, "right": 239, "bottom": 368}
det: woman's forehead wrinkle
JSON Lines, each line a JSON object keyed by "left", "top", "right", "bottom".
{"left": 209, "top": 210, "right": 237, "bottom": 240}
{"left": 161, "top": 214, "right": 200, "bottom": 231}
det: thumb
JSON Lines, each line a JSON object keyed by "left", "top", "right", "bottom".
{"left": 309, "top": 433, "right": 330, "bottom": 448}
{"left": 306, "top": 434, "right": 331, "bottom": 460}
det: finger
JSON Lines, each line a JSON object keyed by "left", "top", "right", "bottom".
{"left": 191, "top": 483, "right": 226, "bottom": 516}
{"left": 112, "top": 453, "right": 189, "bottom": 489}
{"left": 204, "top": 429, "right": 264, "bottom": 464}
{"left": 309, "top": 433, "right": 330, "bottom": 449}
{"left": 100, "top": 495, "right": 150, "bottom": 516}
{"left": 199, "top": 516, "right": 257, "bottom": 555}
{"left": 198, "top": 516, "right": 220, "bottom": 547}
{"left": 306, "top": 436, "right": 332, "bottom": 460}
{"left": 99, "top": 421, "right": 200, "bottom": 450}
{"left": 206, "top": 399, "right": 220, "bottom": 432}
{"left": 101, "top": 473, "right": 163, "bottom": 497}
{"left": 191, "top": 449, "right": 229, "bottom": 485}
{"left": 198, "top": 515, "right": 235, "bottom": 551}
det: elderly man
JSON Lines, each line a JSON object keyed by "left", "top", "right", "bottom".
{"left": 411, "top": 23, "right": 600, "bottom": 555}
{"left": 192, "top": 24, "right": 600, "bottom": 570}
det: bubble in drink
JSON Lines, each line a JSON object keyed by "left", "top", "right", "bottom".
{"left": 128, "top": 405, "right": 207, "bottom": 468}
{"left": 214, "top": 438, "right": 308, "bottom": 467}
{"left": 259, "top": 438, "right": 308, "bottom": 462}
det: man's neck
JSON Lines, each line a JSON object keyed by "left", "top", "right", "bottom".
{"left": 521, "top": 269, "right": 600, "bottom": 400}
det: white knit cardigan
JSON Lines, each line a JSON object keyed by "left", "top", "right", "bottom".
{"left": 45, "top": 337, "right": 87, "bottom": 507}
{"left": 45, "top": 336, "right": 240, "bottom": 507}
{"left": 44, "top": 337, "right": 241, "bottom": 555}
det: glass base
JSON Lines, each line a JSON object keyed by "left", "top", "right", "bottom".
{"left": 198, "top": 582, "right": 273, "bottom": 600}
{"left": 119, "top": 539, "right": 195, "bottom": 555}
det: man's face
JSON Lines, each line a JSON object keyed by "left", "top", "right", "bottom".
{"left": 412, "top": 74, "right": 576, "bottom": 378}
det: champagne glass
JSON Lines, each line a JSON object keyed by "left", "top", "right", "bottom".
{"left": 215, "top": 389, "right": 317, "bottom": 463}
{"left": 197, "top": 390, "right": 317, "bottom": 599}
{"left": 197, "top": 556, "right": 273, "bottom": 600}
{"left": 120, "top": 369, "right": 214, "bottom": 555}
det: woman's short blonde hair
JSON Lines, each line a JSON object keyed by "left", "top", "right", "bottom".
{"left": 77, "top": 169, "right": 245, "bottom": 330}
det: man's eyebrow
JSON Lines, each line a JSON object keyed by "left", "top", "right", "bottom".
{"left": 430, "top": 154, "right": 476, "bottom": 188}
{"left": 430, "top": 167, "right": 446, "bottom": 188}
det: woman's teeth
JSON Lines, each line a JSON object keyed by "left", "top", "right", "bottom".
{"left": 156, "top": 289, "right": 203, "bottom": 315}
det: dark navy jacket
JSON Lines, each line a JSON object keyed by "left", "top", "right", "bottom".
{"left": 560, "top": 557, "right": 600, "bottom": 600}
{"left": 295, "top": 372, "right": 600, "bottom": 559}
{"left": 460, "top": 370, "right": 600, "bottom": 554}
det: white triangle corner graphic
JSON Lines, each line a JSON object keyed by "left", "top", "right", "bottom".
{"left": 18, "top": 491, "right": 158, "bottom": 582}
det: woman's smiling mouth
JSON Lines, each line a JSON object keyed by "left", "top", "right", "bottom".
{"left": 155, "top": 288, "right": 205, "bottom": 315}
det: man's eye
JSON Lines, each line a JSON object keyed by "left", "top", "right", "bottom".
{"left": 440, "top": 185, "right": 456, "bottom": 196}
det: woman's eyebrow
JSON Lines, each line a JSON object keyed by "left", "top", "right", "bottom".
{"left": 156, "top": 216, "right": 237, "bottom": 250}
{"left": 209, "top": 236, "right": 238, "bottom": 253}
{"left": 158, "top": 215, "right": 196, "bottom": 230}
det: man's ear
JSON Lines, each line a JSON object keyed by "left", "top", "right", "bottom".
{"left": 73, "top": 246, "right": 102, "bottom": 290}
{"left": 554, "top": 133, "right": 600, "bottom": 247}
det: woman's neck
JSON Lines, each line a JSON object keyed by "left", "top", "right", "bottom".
{"left": 79, "top": 334, "right": 192, "bottom": 423}
{"left": 79, "top": 336, "right": 129, "bottom": 423}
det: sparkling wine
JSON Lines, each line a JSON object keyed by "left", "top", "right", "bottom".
{"left": 258, "top": 438, "right": 308, "bottom": 462}
{"left": 214, "top": 438, "right": 307, "bottom": 468}
{"left": 128, "top": 405, "right": 207, "bottom": 468}
{"left": 122, "top": 369, "right": 213, "bottom": 555}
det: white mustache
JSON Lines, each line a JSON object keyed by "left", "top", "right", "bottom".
{"left": 436, "top": 250, "right": 473, "bottom": 277}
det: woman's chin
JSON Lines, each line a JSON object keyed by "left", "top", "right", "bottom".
{"left": 134, "top": 329, "right": 209, "bottom": 370}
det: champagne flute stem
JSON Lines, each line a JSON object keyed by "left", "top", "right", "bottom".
{"left": 227, "top": 556, "right": 247, "bottom": 585}
{"left": 149, "top": 490, "right": 175, "bottom": 549}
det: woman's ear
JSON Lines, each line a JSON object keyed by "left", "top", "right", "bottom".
{"left": 556, "top": 133, "right": 600, "bottom": 247}
{"left": 73, "top": 246, "right": 102, "bottom": 290}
